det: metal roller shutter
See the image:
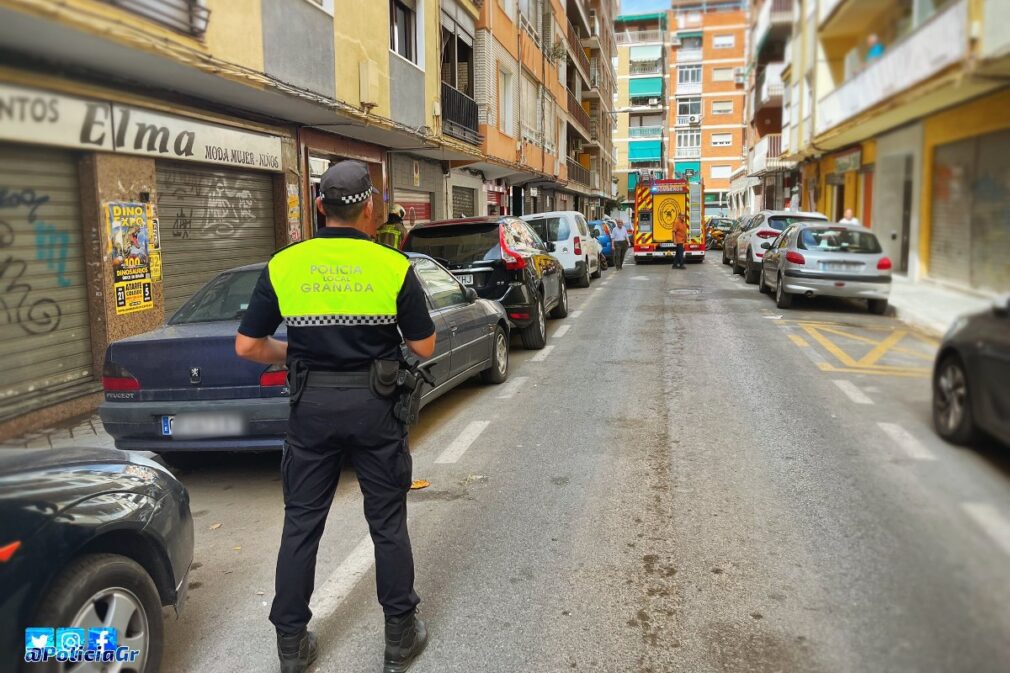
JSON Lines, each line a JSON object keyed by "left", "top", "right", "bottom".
{"left": 0, "top": 145, "right": 94, "bottom": 421}
{"left": 156, "top": 164, "right": 277, "bottom": 315}
{"left": 395, "top": 189, "right": 432, "bottom": 229}
{"left": 970, "top": 130, "right": 1010, "bottom": 292}
{"left": 929, "top": 139, "right": 973, "bottom": 287}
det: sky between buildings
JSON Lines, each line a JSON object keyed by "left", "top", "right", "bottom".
{"left": 620, "top": 0, "right": 671, "bottom": 14}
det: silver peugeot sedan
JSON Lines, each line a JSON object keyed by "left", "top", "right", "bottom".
{"left": 758, "top": 223, "right": 892, "bottom": 313}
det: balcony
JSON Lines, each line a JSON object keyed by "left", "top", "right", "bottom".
{"left": 676, "top": 80, "right": 702, "bottom": 95}
{"left": 568, "top": 158, "right": 590, "bottom": 186}
{"left": 752, "top": 0, "right": 793, "bottom": 60}
{"left": 590, "top": 170, "right": 602, "bottom": 191}
{"left": 566, "top": 17, "right": 592, "bottom": 78}
{"left": 628, "top": 126, "right": 663, "bottom": 138}
{"left": 815, "top": 0, "right": 968, "bottom": 136}
{"left": 675, "top": 114, "right": 702, "bottom": 126}
{"left": 629, "top": 60, "right": 663, "bottom": 75}
{"left": 441, "top": 83, "right": 482, "bottom": 146}
{"left": 753, "top": 62, "right": 785, "bottom": 117}
{"left": 567, "top": 89, "right": 592, "bottom": 136}
{"left": 587, "top": 58, "right": 613, "bottom": 102}
{"left": 615, "top": 29, "right": 664, "bottom": 45}
{"left": 100, "top": 0, "right": 210, "bottom": 36}
{"left": 749, "top": 133, "right": 794, "bottom": 175}
{"left": 675, "top": 146, "right": 701, "bottom": 159}
{"left": 676, "top": 48, "right": 702, "bottom": 63}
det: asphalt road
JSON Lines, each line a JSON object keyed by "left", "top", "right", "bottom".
{"left": 160, "top": 256, "right": 1010, "bottom": 673}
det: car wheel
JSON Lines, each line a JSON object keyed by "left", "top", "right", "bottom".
{"left": 759, "top": 266, "right": 771, "bottom": 294}
{"left": 590, "top": 255, "right": 602, "bottom": 279}
{"left": 775, "top": 273, "right": 793, "bottom": 309}
{"left": 549, "top": 279, "right": 568, "bottom": 319}
{"left": 732, "top": 249, "right": 744, "bottom": 275}
{"left": 520, "top": 297, "right": 547, "bottom": 349}
{"left": 32, "top": 554, "right": 163, "bottom": 673}
{"left": 722, "top": 246, "right": 730, "bottom": 265}
{"left": 744, "top": 251, "right": 760, "bottom": 284}
{"left": 480, "top": 325, "right": 510, "bottom": 384}
{"left": 868, "top": 298, "right": 888, "bottom": 315}
{"left": 576, "top": 261, "right": 591, "bottom": 287}
{"left": 933, "top": 354, "right": 978, "bottom": 445}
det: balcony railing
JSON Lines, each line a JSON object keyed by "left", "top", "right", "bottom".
{"left": 441, "top": 82, "right": 482, "bottom": 146}
{"left": 629, "top": 60, "right": 663, "bottom": 75}
{"left": 101, "top": 0, "right": 210, "bottom": 36}
{"left": 676, "top": 114, "right": 701, "bottom": 126}
{"left": 615, "top": 29, "right": 664, "bottom": 44}
{"left": 675, "top": 147, "right": 701, "bottom": 159}
{"left": 590, "top": 170, "right": 601, "bottom": 190}
{"left": 749, "top": 133, "right": 793, "bottom": 174}
{"left": 566, "top": 17, "right": 591, "bottom": 76}
{"left": 568, "top": 158, "right": 590, "bottom": 186}
{"left": 676, "top": 48, "right": 702, "bottom": 63}
{"left": 590, "top": 58, "right": 612, "bottom": 96}
{"left": 676, "top": 80, "right": 702, "bottom": 95}
{"left": 755, "top": 62, "right": 785, "bottom": 112}
{"left": 815, "top": 0, "right": 968, "bottom": 136}
{"left": 628, "top": 126, "right": 663, "bottom": 138}
{"left": 752, "top": 0, "right": 792, "bottom": 60}
{"left": 567, "top": 89, "right": 592, "bottom": 134}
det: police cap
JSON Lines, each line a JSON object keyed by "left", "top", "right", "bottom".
{"left": 319, "top": 160, "right": 380, "bottom": 206}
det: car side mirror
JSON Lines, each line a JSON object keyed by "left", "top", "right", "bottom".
{"left": 465, "top": 287, "right": 478, "bottom": 303}
{"left": 760, "top": 242, "right": 772, "bottom": 250}
{"left": 994, "top": 295, "right": 1010, "bottom": 317}
{"left": 546, "top": 241, "right": 556, "bottom": 252}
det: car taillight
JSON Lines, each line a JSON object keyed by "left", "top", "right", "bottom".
{"left": 756, "top": 230, "right": 779, "bottom": 239}
{"left": 260, "top": 366, "right": 288, "bottom": 387}
{"left": 877, "top": 256, "right": 893, "bottom": 270}
{"left": 785, "top": 251, "right": 806, "bottom": 265}
{"left": 574, "top": 236, "right": 582, "bottom": 256}
{"left": 500, "top": 226, "right": 526, "bottom": 271}
{"left": 102, "top": 363, "right": 140, "bottom": 391}
{"left": 508, "top": 311, "right": 530, "bottom": 320}
{"left": 0, "top": 540, "right": 21, "bottom": 563}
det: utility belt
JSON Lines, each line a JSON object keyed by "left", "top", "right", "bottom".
{"left": 287, "top": 359, "right": 434, "bottom": 426}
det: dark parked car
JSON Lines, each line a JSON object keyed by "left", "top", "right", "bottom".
{"left": 100, "top": 254, "right": 510, "bottom": 454}
{"left": 402, "top": 217, "right": 567, "bottom": 349}
{"left": 722, "top": 216, "right": 749, "bottom": 266}
{"left": 932, "top": 297, "right": 1010, "bottom": 447}
{"left": 0, "top": 447, "right": 192, "bottom": 673}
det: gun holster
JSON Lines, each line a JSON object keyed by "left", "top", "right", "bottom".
{"left": 287, "top": 360, "right": 309, "bottom": 407}
{"left": 369, "top": 359, "right": 400, "bottom": 398}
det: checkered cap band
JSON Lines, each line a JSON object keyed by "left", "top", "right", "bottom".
{"left": 285, "top": 314, "right": 397, "bottom": 327}
{"left": 340, "top": 189, "right": 372, "bottom": 204}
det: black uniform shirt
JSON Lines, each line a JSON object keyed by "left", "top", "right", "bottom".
{"left": 238, "top": 227, "right": 435, "bottom": 371}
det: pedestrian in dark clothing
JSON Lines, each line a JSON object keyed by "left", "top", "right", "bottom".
{"left": 672, "top": 214, "right": 688, "bottom": 269}
{"left": 611, "top": 219, "right": 630, "bottom": 270}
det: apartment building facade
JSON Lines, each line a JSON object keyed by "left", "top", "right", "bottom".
{"left": 615, "top": 1, "right": 746, "bottom": 217}
{"left": 0, "top": 0, "right": 616, "bottom": 438}
{"left": 780, "top": 0, "right": 1010, "bottom": 295}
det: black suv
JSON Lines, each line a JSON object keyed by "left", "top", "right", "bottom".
{"left": 403, "top": 217, "right": 567, "bottom": 349}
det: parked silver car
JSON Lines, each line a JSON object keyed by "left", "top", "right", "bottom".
{"left": 759, "top": 223, "right": 892, "bottom": 313}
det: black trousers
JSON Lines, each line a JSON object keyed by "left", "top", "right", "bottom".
{"left": 613, "top": 240, "right": 628, "bottom": 269}
{"left": 672, "top": 244, "right": 685, "bottom": 268}
{"left": 269, "top": 386, "right": 418, "bottom": 636}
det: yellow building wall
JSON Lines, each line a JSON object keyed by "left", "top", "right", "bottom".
{"left": 423, "top": 0, "right": 440, "bottom": 130}
{"left": 918, "top": 88, "right": 1010, "bottom": 273}
{"left": 204, "top": 0, "right": 264, "bottom": 71}
{"left": 334, "top": 1, "right": 392, "bottom": 118}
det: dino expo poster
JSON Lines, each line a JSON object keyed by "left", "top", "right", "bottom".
{"left": 107, "top": 201, "right": 156, "bottom": 315}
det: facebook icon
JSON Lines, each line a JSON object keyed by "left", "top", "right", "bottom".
{"left": 87, "top": 627, "right": 117, "bottom": 654}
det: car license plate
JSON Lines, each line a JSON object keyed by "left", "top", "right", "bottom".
{"left": 164, "top": 412, "right": 245, "bottom": 439}
{"left": 457, "top": 274, "right": 474, "bottom": 286}
{"left": 664, "top": 251, "right": 673, "bottom": 257}
{"left": 822, "top": 262, "right": 861, "bottom": 271}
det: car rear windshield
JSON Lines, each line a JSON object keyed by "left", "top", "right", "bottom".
{"left": 524, "top": 217, "right": 571, "bottom": 242}
{"left": 403, "top": 224, "right": 502, "bottom": 265}
{"left": 767, "top": 215, "right": 826, "bottom": 231}
{"left": 170, "top": 268, "right": 262, "bottom": 324}
{"left": 798, "top": 228, "right": 883, "bottom": 254}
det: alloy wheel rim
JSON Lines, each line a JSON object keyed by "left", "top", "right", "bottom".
{"left": 496, "top": 333, "right": 508, "bottom": 375}
{"left": 538, "top": 302, "right": 546, "bottom": 339}
{"left": 68, "top": 586, "right": 149, "bottom": 673}
{"left": 937, "top": 363, "right": 966, "bottom": 432}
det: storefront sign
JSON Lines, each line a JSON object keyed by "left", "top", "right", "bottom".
{"left": 0, "top": 83, "right": 283, "bottom": 171}
{"left": 833, "top": 149, "right": 862, "bottom": 173}
{"left": 106, "top": 202, "right": 154, "bottom": 315}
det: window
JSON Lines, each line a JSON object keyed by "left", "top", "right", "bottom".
{"left": 390, "top": 0, "right": 416, "bottom": 63}
{"left": 413, "top": 258, "right": 467, "bottom": 309}
{"left": 521, "top": 74, "right": 539, "bottom": 141}
{"left": 676, "top": 98, "right": 701, "bottom": 116}
{"left": 710, "top": 165, "right": 732, "bottom": 179}
{"left": 798, "top": 228, "right": 882, "bottom": 254}
{"left": 677, "top": 65, "right": 702, "bottom": 84}
{"left": 441, "top": 14, "right": 474, "bottom": 96}
{"left": 170, "top": 269, "right": 261, "bottom": 325}
{"left": 498, "top": 67, "right": 515, "bottom": 135}
{"left": 681, "top": 35, "right": 702, "bottom": 50}
{"left": 544, "top": 97, "right": 557, "bottom": 149}
{"left": 676, "top": 129, "right": 700, "bottom": 148}
{"left": 711, "top": 133, "right": 732, "bottom": 146}
{"left": 525, "top": 216, "right": 571, "bottom": 242}
{"left": 712, "top": 34, "right": 735, "bottom": 49}
{"left": 712, "top": 67, "right": 734, "bottom": 82}
{"left": 712, "top": 100, "right": 733, "bottom": 115}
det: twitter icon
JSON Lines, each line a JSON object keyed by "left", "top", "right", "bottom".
{"left": 24, "top": 628, "right": 53, "bottom": 654}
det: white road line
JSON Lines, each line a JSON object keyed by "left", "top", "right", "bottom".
{"left": 876, "top": 422, "right": 937, "bottom": 461}
{"left": 570, "top": 310, "right": 583, "bottom": 318}
{"left": 495, "top": 376, "right": 528, "bottom": 399}
{"left": 832, "top": 379, "right": 873, "bottom": 405}
{"left": 435, "top": 420, "right": 490, "bottom": 464}
{"left": 309, "top": 534, "right": 375, "bottom": 618}
{"left": 961, "top": 502, "right": 1010, "bottom": 556}
{"left": 530, "top": 345, "right": 555, "bottom": 362}
{"left": 553, "top": 325, "right": 571, "bottom": 338}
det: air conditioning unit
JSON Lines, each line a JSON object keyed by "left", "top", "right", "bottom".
{"left": 671, "top": 37, "right": 682, "bottom": 46}
{"left": 648, "top": 97, "right": 659, "bottom": 106}
{"left": 733, "top": 67, "right": 746, "bottom": 85}
{"left": 689, "top": 114, "right": 701, "bottom": 125}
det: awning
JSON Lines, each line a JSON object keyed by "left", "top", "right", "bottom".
{"left": 677, "top": 30, "right": 703, "bottom": 38}
{"left": 628, "top": 77, "right": 663, "bottom": 97}
{"left": 629, "top": 45, "right": 663, "bottom": 62}
{"left": 629, "top": 140, "right": 662, "bottom": 162}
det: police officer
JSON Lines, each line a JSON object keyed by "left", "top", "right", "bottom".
{"left": 377, "top": 203, "right": 408, "bottom": 248}
{"left": 235, "top": 160, "right": 435, "bottom": 673}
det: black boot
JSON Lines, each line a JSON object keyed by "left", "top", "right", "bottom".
{"left": 383, "top": 611, "right": 428, "bottom": 673}
{"left": 276, "top": 630, "right": 318, "bottom": 673}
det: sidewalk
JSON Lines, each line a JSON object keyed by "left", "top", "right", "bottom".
{"left": 889, "top": 275, "right": 997, "bottom": 336}
{"left": 0, "top": 414, "right": 115, "bottom": 450}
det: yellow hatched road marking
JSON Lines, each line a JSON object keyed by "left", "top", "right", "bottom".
{"left": 788, "top": 334, "right": 810, "bottom": 348}
{"left": 856, "top": 328, "right": 908, "bottom": 367}
{"left": 800, "top": 324, "right": 861, "bottom": 368}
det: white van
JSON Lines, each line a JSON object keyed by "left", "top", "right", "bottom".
{"left": 520, "top": 211, "right": 603, "bottom": 287}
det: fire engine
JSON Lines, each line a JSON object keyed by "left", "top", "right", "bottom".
{"left": 631, "top": 173, "right": 706, "bottom": 262}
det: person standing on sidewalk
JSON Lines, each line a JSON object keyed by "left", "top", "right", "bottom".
{"left": 611, "top": 219, "right": 630, "bottom": 270}
{"left": 671, "top": 214, "right": 688, "bottom": 269}
{"left": 235, "top": 160, "right": 435, "bottom": 673}
{"left": 839, "top": 208, "right": 860, "bottom": 226}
